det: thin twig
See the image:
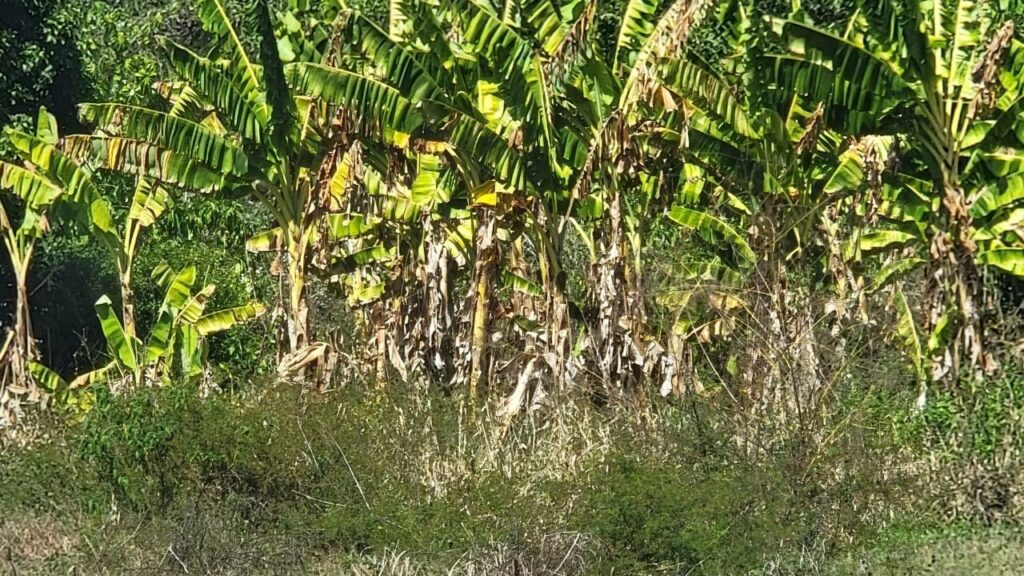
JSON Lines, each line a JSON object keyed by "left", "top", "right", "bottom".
{"left": 289, "top": 490, "right": 342, "bottom": 508}
{"left": 297, "top": 417, "right": 322, "bottom": 475}
{"left": 330, "top": 437, "right": 371, "bottom": 511}
{"left": 167, "top": 545, "right": 189, "bottom": 574}
{"left": 552, "top": 532, "right": 582, "bottom": 575}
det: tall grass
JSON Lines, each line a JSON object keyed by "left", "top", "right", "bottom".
{"left": 0, "top": 368, "right": 923, "bottom": 575}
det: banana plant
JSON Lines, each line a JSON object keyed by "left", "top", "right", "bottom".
{"left": 628, "top": 0, "right": 926, "bottom": 404}
{"left": 5, "top": 108, "right": 159, "bottom": 343}
{"left": 546, "top": 0, "right": 721, "bottom": 390}
{"left": 66, "top": 0, "right": 330, "bottom": 362}
{"left": 110, "top": 179, "right": 171, "bottom": 338}
{"left": 305, "top": 0, "right": 728, "bottom": 399}
{"left": 0, "top": 108, "right": 123, "bottom": 408}
{"left": 286, "top": 0, "right": 576, "bottom": 395}
{"left": 0, "top": 110, "right": 68, "bottom": 401}
{"left": 27, "top": 360, "right": 112, "bottom": 419}
{"left": 93, "top": 262, "right": 265, "bottom": 387}
{"left": 766, "top": 0, "right": 1024, "bottom": 379}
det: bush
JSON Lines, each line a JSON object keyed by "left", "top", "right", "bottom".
{"left": 75, "top": 383, "right": 197, "bottom": 511}
{"left": 915, "top": 361, "right": 1024, "bottom": 522}
{"left": 584, "top": 448, "right": 798, "bottom": 573}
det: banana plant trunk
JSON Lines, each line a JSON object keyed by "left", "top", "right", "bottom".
{"left": 469, "top": 216, "right": 497, "bottom": 401}
{"left": 286, "top": 238, "right": 310, "bottom": 354}
{"left": 8, "top": 255, "right": 36, "bottom": 396}
{"left": 119, "top": 265, "right": 136, "bottom": 339}
{"left": 421, "top": 215, "right": 455, "bottom": 381}
{"left": 927, "top": 181, "right": 985, "bottom": 378}
{"left": 540, "top": 212, "right": 571, "bottom": 389}
{"left": 591, "top": 182, "right": 646, "bottom": 392}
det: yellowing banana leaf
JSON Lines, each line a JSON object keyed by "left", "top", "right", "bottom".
{"left": 893, "top": 286, "right": 924, "bottom": 383}
{"left": 246, "top": 228, "right": 285, "bottom": 252}
{"left": 0, "top": 161, "right": 63, "bottom": 209}
{"left": 152, "top": 263, "right": 198, "bottom": 310}
{"left": 28, "top": 361, "right": 68, "bottom": 393}
{"left": 178, "top": 285, "right": 217, "bottom": 324}
{"left": 127, "top": 178, "right": 172, "bottom": 227}
{"left": 64, "top": 135, "right": 227, "bottom": 192}
{"left": 331, "top": 244, "right": 396, "bottom": 274}
{"left": 195, "top": 302, "right": 267, "bottom": 336}
{"left": 983, "top": 152, "right": 1024, "bottom": 177}
{"left": 345, "top": 280, "right": 385, "bottom": 306}
{"left": 69, "top": 362, "right": 115, "bottom": 389}
{"left": 6, "top": 130, "right": 99, "bottom": 203}
{"left": 78, "top": 103, "right": 249, "bottom": 177}
{"left": 327, "top": 214, "right": 379, "bottom": 239}
{"left": 824, "top": 150, "right": 864, "bottom": 194}
{"left": 962, "top": 120, "right": 995, "bottom": 149}
{"left": 857, "top": 229, "right": 917, "bottom": 253}
{"left": 472, "top": 185, "right": 498, "bottom": 207}
{"left": 36, "top": 107, "right": 59, "bottom": 144}
{"left": 410, "top": 153, "right": 445, "bottom": 206}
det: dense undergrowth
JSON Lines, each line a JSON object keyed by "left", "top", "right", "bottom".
{"left": 5, "top": 358, "right": 1024, "bottom": 574}
{"left": 0, "top": 368, "right": 959, "bottom": 575}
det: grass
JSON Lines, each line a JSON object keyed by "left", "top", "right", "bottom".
{"left": 0, "top": 374, "right": 1017, "bottom": 575}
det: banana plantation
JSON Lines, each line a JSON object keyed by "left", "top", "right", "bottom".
{"left": 2, "top": 0, "right": 1024, "bottom": 573}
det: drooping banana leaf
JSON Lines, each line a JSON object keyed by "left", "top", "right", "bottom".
{"left": 614, "top": 0, "right": 661, "bottom": 72}
{"left": 160, "top": 38, "right": 270, "bottom": 142}
{"left": 978, "top": 247, "right": 1024, "bottom": 276}
{"left": 658, "top": 56, "right": 755, "bottom": 138}
{"left": 196, "top": 0, "right": 262, "bottom": 102}
{"left": 894, "top": 285, "right": 925, "bottom": 384}
{"left": 64, "top": 135, "right": 228, "bottom": 192}
{"left": 78, "top": 103, "right": 249, "bottom": 177}
{"left": 342, "top": 11, "right": 442, "bottom": 101}
{"left": 667, "top": 205, "right": 755, "bottom": 263}
{"left": 152, "top": 263, "right": 198, "bottom": 310}
{"left": 0, "top": 161, "right": 63, "bottom": 209}
{"left": 127, "top": 178, "right": 172, "bottom": 228}
{"left": 9, "top": 130, "right": 99, "bottom": 200}
{"left": 285, "top": 63, "right": 424, "bottom": 137}
{"left": 195, "top": 302, "right": 267, "bottom": 336}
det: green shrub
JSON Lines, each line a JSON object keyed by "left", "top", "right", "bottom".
{"left": 0, "top": 439, "right": 105, "bottom": 516}
{"left": 75, "top": 383, "right": 197, "bottom": 510}
{"left": 583, "top": 454, "right": 793, "bottom": 574}
{"left": 911, "top": 361, "right": 1024, "bottom": 521}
